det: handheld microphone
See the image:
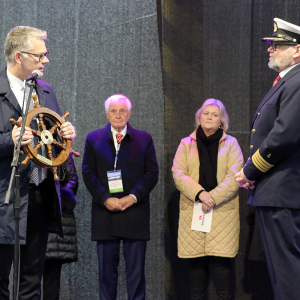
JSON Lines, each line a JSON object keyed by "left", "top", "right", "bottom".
{"left": 25, "top": 70, "right": 41, "bottom": 81}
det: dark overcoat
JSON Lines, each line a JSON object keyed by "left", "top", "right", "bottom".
{"left": 0, "top": 68, "right": 63, "bottom": 244}
{"left": 244, "top": 64, "right": 300, "bottom": 208}
{"left": 82, "top": 123, "right": 159, "bottom": 241}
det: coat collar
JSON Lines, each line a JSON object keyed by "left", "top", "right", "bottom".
{"left": 104, "top": 122, "right": 134, "bottom": 143}
{"left": 0, "top": 67, "right": 22, "bottom": 115}
{"left": 0, "top": 67, "right": 50, "bottom": 114}
{"left": 190, "top": 129, "right": 227, "bottom": 143}
{"left": 252, "top": 64, "right": 300, "bottom": 126}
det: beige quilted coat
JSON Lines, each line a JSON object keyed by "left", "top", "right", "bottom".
{"left": 172, "top": 130, "right": 244, "bottom": 258}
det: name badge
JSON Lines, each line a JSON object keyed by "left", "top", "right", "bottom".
{"left": 191, "top": 203, "right": 213, "bottom": 233}
{"left": 107, "top": 170, "right": 124, "bottom": 193}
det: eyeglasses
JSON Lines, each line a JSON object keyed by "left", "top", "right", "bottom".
{"left": 21, "top": 51, "right": 49, "bottom": 62}
{"left": 269, "top": 42, "right": 297, "bottom": 51}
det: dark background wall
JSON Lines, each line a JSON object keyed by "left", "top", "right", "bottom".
{"left": 0, "top": 0, "right": 299, "bottom": 299}
{"left": 163, "top": 1, "right": 300, "bottom": 300}
{"left": 0, "top": 1, "right": 164, "bottom": 299}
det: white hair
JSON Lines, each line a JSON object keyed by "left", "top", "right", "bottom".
{"left": 104, "top": 94, "right": 132, "bottom": 111}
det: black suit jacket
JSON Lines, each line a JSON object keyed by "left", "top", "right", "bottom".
{"left": 244, "top": 64, "right": 300, "bottom": 208}
{"left": 0, "top": 68, "right": 63, "bottom": 244}
{"left": 82, "top": 123, "right": 159, "bottom": 240}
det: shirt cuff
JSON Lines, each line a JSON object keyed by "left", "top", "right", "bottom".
{"left": 130, "top": 194, "right": 137, "bottom": 203}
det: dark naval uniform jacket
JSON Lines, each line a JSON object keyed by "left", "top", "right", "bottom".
{"left": 82, "top": 123, "right": 159, "bottom": 241}
{"left": 244, "top": 64, "right": 300, "bottom": 209}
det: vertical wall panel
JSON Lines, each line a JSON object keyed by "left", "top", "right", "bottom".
{"left": 0, "top": 1, "right": 164, "bottom": 299}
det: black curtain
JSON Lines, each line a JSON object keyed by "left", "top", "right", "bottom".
{"left": 162, "top": 0, "right": 300, "bottom": 299}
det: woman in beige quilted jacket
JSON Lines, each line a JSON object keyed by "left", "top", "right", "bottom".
{"left": 172, "top": 98, "right": 244, "bottom": 300}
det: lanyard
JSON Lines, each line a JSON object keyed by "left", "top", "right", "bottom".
{"left": 114, "top": 144, "right": 121, "bottom": 171}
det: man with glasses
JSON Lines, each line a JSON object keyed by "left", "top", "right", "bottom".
{"left": 0, "top": 26, "right": 76, "bottom": 299}
{"left": 236, "top": 18, "right": 300, "bottom": 300}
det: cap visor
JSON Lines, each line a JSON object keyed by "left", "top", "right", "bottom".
{"left": 261, "top": 37, "right": 289, "bottom": 43}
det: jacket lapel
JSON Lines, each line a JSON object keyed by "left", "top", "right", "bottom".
{"left": 35, "top": 80, "right": 48, "bottom": 108}
{"left": 0, "top": 71, "right": 22, "bottom": 115}
{"left": 252, "top": 65, "right": 300, "bottom": 127}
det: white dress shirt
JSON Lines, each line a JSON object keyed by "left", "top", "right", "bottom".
{"left": 279, "top": 63, "right": 300, "bottom": 78}
{"left": 110, "top": 124, "right": 137, "bottom": 203}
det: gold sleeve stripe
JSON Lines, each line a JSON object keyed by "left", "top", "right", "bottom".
{"left": 252, "top": 149, "right": 274, "bottom": 173}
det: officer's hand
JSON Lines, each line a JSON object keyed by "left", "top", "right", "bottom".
{"left": 235, "top": 168, "right": 255, "bottom": 189}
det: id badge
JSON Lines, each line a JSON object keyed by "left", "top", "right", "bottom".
{"left": 107, "top": 170, "right": 124, "bottom": 193}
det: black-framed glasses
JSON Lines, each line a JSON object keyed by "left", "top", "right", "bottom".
{"left": 269, "top": 42, "right": 297, "bottom": 51}
{"left": 21, "top": 51, "right": 49, "bottom": 62}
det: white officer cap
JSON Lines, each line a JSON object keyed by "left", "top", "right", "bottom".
{"left": 262, "top": 18, "right": 300, "bottom": 44}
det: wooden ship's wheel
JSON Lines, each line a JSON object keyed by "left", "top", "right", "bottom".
{"left": 10, "top": 94, "right": 80, "bottom": 181}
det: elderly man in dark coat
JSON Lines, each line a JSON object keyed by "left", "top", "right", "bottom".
{"left": 82, "top": 94, "right": 159, "bottom": 300}
{"left": 236, "top": 18, "right": 300, "bottom": 300}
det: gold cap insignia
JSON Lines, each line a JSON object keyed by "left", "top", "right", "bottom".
{"left": 274, "top": 21, "right": 278, "bottom": 33}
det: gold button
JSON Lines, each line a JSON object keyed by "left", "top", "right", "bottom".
{"left": 267, "top": 153, "right": 271, "bottom": 158}
{"left": 250, "top": 145, "right": 254, "bottom": 149}
{"left": 257, "top": 112, "right": 260, "bottom": 116}
{"left": 252, "top": 129, "right": 256, "bottom": 133}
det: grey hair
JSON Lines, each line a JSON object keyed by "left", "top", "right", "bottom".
{"left": 195, "top": 98, "right": 229, "bottom": 131}
{"left": 4, "top": 26, "right": 47, "bottom": 66}
{"left": 104, "top": 94, "right": 132, "bottom": 112}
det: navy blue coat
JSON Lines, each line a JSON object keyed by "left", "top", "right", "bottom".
{"left": 244, "top": 64, "right": 300, "bottom": 208}
{"left": 0, "top": 68, "right": 63, "bottom": 244}
{"left": 82, "top": 123, "right": 159, "bottom": 241}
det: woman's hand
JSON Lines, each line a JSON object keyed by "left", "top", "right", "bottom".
{"left": 199, "top": 191, "right": 215, "bottom": 213}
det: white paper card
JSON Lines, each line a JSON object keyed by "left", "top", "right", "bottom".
{"left": 191, "top": 203, "right": 213, "bottom": 233}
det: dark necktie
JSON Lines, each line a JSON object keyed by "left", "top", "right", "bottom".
{"left": 25, "top": 83, "right": 44, "bottom": 185}
{"left": 272, "top": 75, "right": 281, "bottom": 87}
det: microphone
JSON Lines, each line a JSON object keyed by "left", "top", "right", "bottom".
{"left": 25, "top": 70, "right": 41, "bottom": 81}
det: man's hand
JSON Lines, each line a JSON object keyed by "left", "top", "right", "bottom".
{"left": 104, "top": 197, "right": 123, "bottom": 211}
{"left": 199, "top": 191, "right": 215, "bottom": 213}
{"left": 118, "top": 195, "right": 136, "bottom": 211}
{"left": 12, "top": 117, "right": 33, "bottom": 146}
{"left": 59, "top": 122, "right": 76, "bottom": 141}
{"left": 235, "top": 168, "right": 255, "bottom": 189}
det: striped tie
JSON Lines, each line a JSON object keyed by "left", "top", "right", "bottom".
{"left": 25, "top": 83, "right": 44, "bottom": 185}
{"left": 116, "top": 133, "right": 123, "bottom": 144}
